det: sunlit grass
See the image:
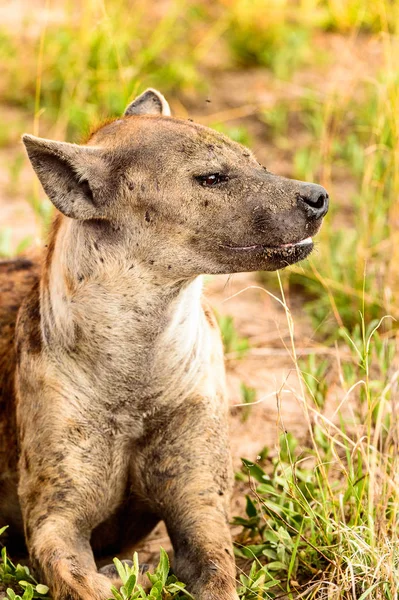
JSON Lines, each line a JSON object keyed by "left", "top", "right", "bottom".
{"left": 231, "top": 275, "right": 399, "bottom": 598}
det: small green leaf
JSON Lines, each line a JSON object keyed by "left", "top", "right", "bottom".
{"left": 124, "top": 573, "right": 137, "bottom": 596}
{"left": 245, "top": 495, "right": 258, "bottom": 518}
{"left": 239, "top": 544, "right": 266, "bottom": 558}
{"left": 113, "top": 557, "right": 128, "bottom": 584}
{"left": 21, "top": 583, "right": 34, "bottom": 600}
{"left": 241, "top": 459, "right": 268, "bottom": 483}
{"left": 109, "top": 585, "right": 123, "bottom": 600}
{"left": 265, "top": 561, "right": 288, "bottom": 571}
{"left": 157, "top": 548, "right": 169, "bottom": 585}
{"left": 15, "top": 565, "right": 31, "bottom": 581}
{"left": 146, "top": 572, "right": 158, "bottom": 586}
{"left": 35, "top": 584, "right": 49, "bottom": 595}
{"left": 262, "top": 548, "right": 277, "bottom": 560}
{"left": 133, "top": 552, "right": 139, "bottom": 577}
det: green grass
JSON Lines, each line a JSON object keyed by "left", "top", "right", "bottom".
{"left": 230, "top": 291, "right": 398, "bottom": 597}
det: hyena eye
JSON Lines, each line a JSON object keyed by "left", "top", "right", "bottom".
{"left": 196, "top": 173, "right": 229, "bottom": 187}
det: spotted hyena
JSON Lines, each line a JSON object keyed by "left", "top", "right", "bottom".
{"left": 0, "top": 89, "right": 328, "bottom": 600}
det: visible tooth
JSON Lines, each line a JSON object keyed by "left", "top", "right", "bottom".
{"left": 297, "top": 237, "right": 312, "bottom": 245}
{"left": 281, "top": 237, "right": 312, "bottom": 249}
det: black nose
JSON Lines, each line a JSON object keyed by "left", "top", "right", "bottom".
{"left": 297, "top": 184, "right": 329, "bottom": 220}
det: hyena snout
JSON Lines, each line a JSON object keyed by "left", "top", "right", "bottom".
{"left": 296, "top": 183, "right": 329, "bottom": 221}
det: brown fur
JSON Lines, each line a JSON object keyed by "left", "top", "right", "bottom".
{"left": 81, "top": 117, "right": 121, "bottom": 145}
{"left": 0, "top": 257, "right": 40, "bottom": 550}
{"left": 0, "top": 89, "right": 328, "bottom": 599}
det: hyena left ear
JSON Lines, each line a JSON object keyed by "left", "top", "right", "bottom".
{"left": 124, "top": 88, "right": 171, "bottom": 117}
{"left": 22, "top": 134, "right": 110, "bottom": 220}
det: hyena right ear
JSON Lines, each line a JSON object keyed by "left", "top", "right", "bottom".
{"left": 124, "top": 88, "right": 171, "bottom": 117}
{"left": 22, "top": 134, "right": 110, "bottom": 220}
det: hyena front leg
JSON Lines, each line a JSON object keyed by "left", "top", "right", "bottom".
{"left": 18, "top": 413, "right": 129, "bottom": 600}
{"left": 25, "top": 517, "right": 114, "bottom": 600}
{"left": 135, "top": 399, "right": 239, "bottom": 600}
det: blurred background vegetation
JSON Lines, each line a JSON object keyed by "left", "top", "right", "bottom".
{"left": 2, "top": 2, "right": 399, "bottom": 597}
{"left": 1, "top": 0, "right": 398, "bottom": 340}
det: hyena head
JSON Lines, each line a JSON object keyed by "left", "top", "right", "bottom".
{"left": 23, "top": 89, "right": 328, "bottom": 278}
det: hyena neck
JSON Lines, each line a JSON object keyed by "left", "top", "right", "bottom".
{"left": 40, "top": 216, "right": 207, "bottom": 383}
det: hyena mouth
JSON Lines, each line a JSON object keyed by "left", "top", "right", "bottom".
{"left": 219, "top": 236, "right": 314, "bottom": 268}
{"left": 220, "top": 236, "right": 313, "bottom": 253}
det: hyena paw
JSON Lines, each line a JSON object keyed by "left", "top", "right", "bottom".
{"left": 193, "top": 574, "right": 239, "bottom": 600}
{"left": 197, "top": 589, "right": 239, "bottom": 600}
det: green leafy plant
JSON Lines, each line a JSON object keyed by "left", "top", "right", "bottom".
{"left": 109, "top": 549, "right": 191, "bottom": 600}
{"left": 0, "top": 527, "right": 50, "bottom": 600}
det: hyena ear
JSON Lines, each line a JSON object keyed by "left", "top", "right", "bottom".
{"left": 124, "top": 88, "right": 171, "bottom": 117}
{"left": 22, "top": 134, "right": 110, "bottom": 220}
